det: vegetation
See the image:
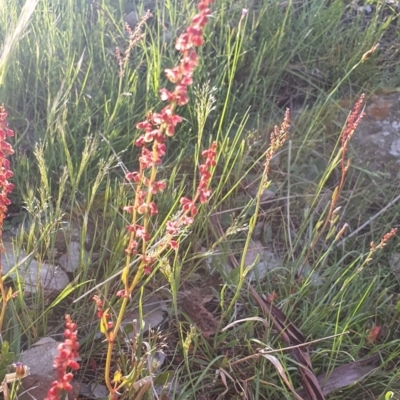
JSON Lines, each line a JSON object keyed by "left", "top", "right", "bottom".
{"left": 0, "top": 0, "right": 399, "bottom": 398}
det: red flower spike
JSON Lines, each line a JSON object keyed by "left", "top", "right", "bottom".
{"left": 136, "top": 225, "right": 150, "bottom": 241}
{"left": 156, "top": 142, "right": 167, "bottom": 157}
{"left": 180, "top": 197, "right": 193, "bottom": 210}
{"left": 125, "top": 240, "right": 138, "bottom": 255}
{"left": 144, "top": 129, "right": 162, "bottom": 143}
{"left": 199, "top": 189, "right": 211, "bottom": 203}
{"left": 160, "top": 88, "right": 175, "bottom": 102}
{"left": 150, "top": 180, "right": 167, "bottom": 194}
{"left": 126, "top": 224, "right": 136, "bottom": 233}
{"left": 198, "top": 0, "right": 214, "bottom": 11}
{"left": 367, "top": 325, "right": 381, "bottom": 343}
{"left": 137, "top": 203, "right": 146, "bottom": 214}
{"left": 180, "top": 197, "right": 198, "bottom": 216}
{"left": 182, "top": 216, "right": 194, "bottom": 225}
{"left": 164, "top": 66, "right": 182, "bottom": 83}
{"left": 92, "top": 295, "right": 103, "bottom": 309}
{"left": 341, "top": 94, "right": 365, "bottom": 147}
{"left": 117, "top": 2, "right": 217, "bottom": 363}
{"left": 143, "top": 265, "right": 152, "bottom": 275}
{"left": 136, "top": 120, "right": 153, "bottom": 131}
{"left": 170, "top": 240, "right": 179, "bottom": 250}
{"left": 139, "top": 147, "right": 155, "bottom": 168}
{"left": 191, "top": 13, "right": 209, "bottom": 28}
{"left": 135, "top": 136, "right": 145, "bottom": 147}
{"left": 125, "top": 171, "right": 141, "bottom": 182}
{"left": 166, "top": 221, "right": 179, "bottom": 235}
{"left": 44, "top": 315, "right": 80, "bottom": 400}
{"left": 123, "top": 205, "right": 134, "bottom": 214}
{"left": 149, "top": 202, "right": 158, "bottom": 215}
{"left": 175, "top": 33, "right": 190, "bottom": 51}
{"left": 0, "top": 106, "right": 14, "bottom": 237}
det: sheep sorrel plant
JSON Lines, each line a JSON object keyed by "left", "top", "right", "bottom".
{"left": 298, "top": 93, "right": 367, "bottom": 276}
{"left": 0, "top": 106, "right": 15, "bottom": 338}
{"left": 92, "top": 0, "right": 217, "bottom": 397}
{"left": 45, "top": 315, "right": 80, "bottom": 400}
{"left": 0, "top": 106, "right": 18, "bottom": 395}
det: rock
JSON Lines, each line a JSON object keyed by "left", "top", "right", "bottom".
{"left": 244, "top": 240, "right": 281, "bottom": 281}
{"left": 20, "top": 337, "right": 59, "bottom": 376}
{"left": 2, "top": 241, "right": 28, "bottom": 275}
{"left": 124, "top": 11, "right": 139, "bottom": 28}
{"left": 58, "top": 241, "right": 90, "bottom": 273}
{"left": 23, "top": 261, "right": 70, "bottom": 293}
{"left": 19, "top": 337, "right": 80, "bottom": 399}
{"left": 390, "top": 252, "right": 400, "bottom": 274}
{"left": 299, "top": 263, "right": 323, "bottom": 287}
{"left": 79, "top": 382, "right": 108, "bottom": 398}
{"left": 2, "top": 241, "right": 70, "bottom": 293}
{"left": 349, "top": 93, "right": 400, "bottom": 178}
{"left": 122, "top": 292, "right": 167, "bottom": 335}
{"left": 243, "top": 173, "right": 276, "bottom": 202}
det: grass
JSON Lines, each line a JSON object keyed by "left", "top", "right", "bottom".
{"left": 0, "top": 0, "right": 400, "bottom": 398}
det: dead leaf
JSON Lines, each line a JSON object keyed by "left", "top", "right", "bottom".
{"left": 217, "top": 368, "right": 234, "bottom": 399}
{"left": 297, "top": 354, "right": 380, "bottom": 399}
{"left": 248, "top": 284, "right": 326, "bottom": 400}
{"left": 180, "top": 288, "right": 218, "bottom": 338}
{"left": 0, "top": 365, "right": 30, "bottom": 393}
{"left": 261, "top": 353, "right": 304, "bottom": 400}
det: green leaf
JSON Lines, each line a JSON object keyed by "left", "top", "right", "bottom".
{"left": 0, "top": 341, "right": 15, "bottom": 382}
{"left": 385, "top": 391, "right": 394, "bottom": 400}
{"left": 153, "top": 371, "right": 172, "bottom": 386}
{"left": 395, "top": 299, "right": 400, "bottom": 312}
